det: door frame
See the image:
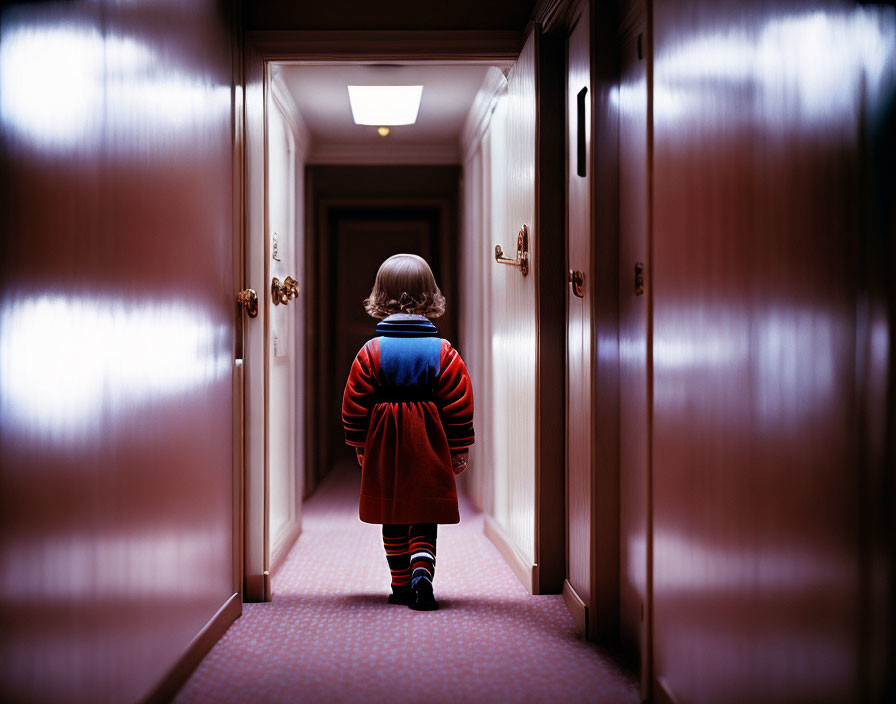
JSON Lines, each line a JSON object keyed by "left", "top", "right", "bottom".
{"left": 554, "top": 0, "right": 593, "bottom": 636}
{"left": 241, "top": 31, "right": 521, "bottom": 602}
{"left": 540, "top": 0, "right": 628, "bottom": 644}
{"left": 616, "top": 0, "right": 653, "bottom": 696}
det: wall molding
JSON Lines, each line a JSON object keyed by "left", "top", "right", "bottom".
{"left": 270, "top": 68, "right": 311, "bottom": 157}
{"left": 459, "top": 66, "right": 508, "bottom": 163}
{"left": 143, "top": 592, "right": 241, "bottom": 703}
{"left": 484, "top": 515, "right": 537, "bottom": 593}
{"left": 308, "top": 142, "right": 460, "bottom": 165}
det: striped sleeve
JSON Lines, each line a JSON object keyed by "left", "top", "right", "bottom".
{"left": 436, "top": 340, "right": 475, "bottom": 450}
{"left": 342, "top": 340, "right": 380, "bottom": 448}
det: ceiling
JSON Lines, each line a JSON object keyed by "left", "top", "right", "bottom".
{"left": 246, "top": 1, "right": 537, "bottom": 32}
{"left": 274, "top": 63, "right": 495, "bottom": 164}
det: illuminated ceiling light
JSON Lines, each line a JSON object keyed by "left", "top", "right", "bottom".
{"left": 377, "top": 126, "right": 390, "bottom": 137}
{"left": 347, "top": 85, "right": 423, "bottom": 125}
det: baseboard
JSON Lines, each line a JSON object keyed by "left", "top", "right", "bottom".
{"left": 562, "top": 579, "right": 588, "bottom": 638}
{"left": 142, "top": 592, "right": 241, "bottom": 703}
{"left": 270, "top": 519, "right": 301, "bottom": 578}
{"left": 484, "top": 515, "right": 537, "bottom": 593}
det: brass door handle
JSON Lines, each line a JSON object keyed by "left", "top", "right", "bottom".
{"left": 494, "top": 224, "right": 530, "bottom": 276}
{"left": 569, "top": 270, "right": 585, "bottom": 298}
{"left": 237, "top": 288, "right": 259, "bottom": 318}
{"left": 272, "top": 276, "right": 298, "bottom": 305}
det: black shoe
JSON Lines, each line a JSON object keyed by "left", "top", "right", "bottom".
{"left": 388, "top": 586, "right": 414, "bottom": 605}
{"left": 409, "top": 578, "right": 439, "bottom": 611}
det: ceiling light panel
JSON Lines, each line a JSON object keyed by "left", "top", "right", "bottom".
{"left": 347, "top": 85, "right": 423, "bottom": 125}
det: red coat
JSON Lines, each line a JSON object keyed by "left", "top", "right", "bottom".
{"left": 342, "top": 315, "right": 474, "bottom": 524}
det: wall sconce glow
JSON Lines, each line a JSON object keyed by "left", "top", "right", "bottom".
{"left": 377, "top": 126, "right": 390, "bottom": 137}
{"left": 347, "top": 85, "right": 423, "bottom": 125}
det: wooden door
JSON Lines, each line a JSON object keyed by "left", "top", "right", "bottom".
{"left": 618, "top": 3, "right": 651, "bottom": 695}
{"left": 326, "top": 213, "right": 438, "bottom": 469}
{"left": 564, "top": 0, "right": 593, "bottom": 637}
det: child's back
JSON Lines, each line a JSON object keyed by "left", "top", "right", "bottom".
{"left": 342, "top": 254, "right": 474, "bottom": 610}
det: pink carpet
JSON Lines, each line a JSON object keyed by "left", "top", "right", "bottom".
{"left": 174, "top": 467, "right": 639, "bottom": 704}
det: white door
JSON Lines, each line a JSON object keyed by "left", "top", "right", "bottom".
{"left": 242, "top": 61, "right": 306, "bottom": 602}
{"left": 267, "top": 72, "right": 305, "bottom": 575}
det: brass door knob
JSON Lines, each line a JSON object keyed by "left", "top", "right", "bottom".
{"left": 272, "top": 276, "right": 299, "bottom": 305}
{"left": 569, "top": 269, "right": 586, "bottom": 298}
{"left": 237, "top": 288, "right": 259, "bottom": 318}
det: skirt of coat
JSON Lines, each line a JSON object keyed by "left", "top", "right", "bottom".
{"left": 359, "top": 399, "right": 459, "bottom": 524}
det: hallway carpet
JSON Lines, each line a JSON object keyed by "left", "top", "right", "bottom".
{"left": 174, "top": 466, "right": 639, "bottom": 704}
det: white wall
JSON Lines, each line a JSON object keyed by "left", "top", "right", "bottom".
{"left": 459, "top": 49, "right": 537, "bottom": 571}
{"left": 460, "top": 119, "right": 493, "bottom": 516}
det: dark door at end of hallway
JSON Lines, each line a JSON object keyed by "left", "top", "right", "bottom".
{"left": 323, "top": 208, "right": 444, "bottom": 475}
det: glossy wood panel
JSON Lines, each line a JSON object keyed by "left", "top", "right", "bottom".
{"left": 617, "top": 1, "right": 650, "bottom": 690}
{"left": 491, "top": 31, "right": 538, "bottom": 565}
{"left": 860, "top": 37, "right": 896, "bottom": 697}
{"left": 588, "top": 0, "right": 622, "bottom": 642}
{"left": 0, "top": 1, "right": 239, "bottom": 701}
{"left": 650, "top": 2, "right": 896, "bottom": 701}
{"left": 565, "top": 0, "right": 594, "bottom": 618}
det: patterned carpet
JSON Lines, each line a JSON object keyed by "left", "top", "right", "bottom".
{"left": 174, "top": 466, "right": 639, "bottom": 704}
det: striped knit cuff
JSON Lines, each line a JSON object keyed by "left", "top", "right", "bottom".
{"left": 344, "top": 428, "right": 367, "bottom": 447}
{"left": 444, "top": 421, "right": 474, "bottom": 449}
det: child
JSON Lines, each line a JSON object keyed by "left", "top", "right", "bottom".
{"left": 342, "top": 253, "right": 474, "bottom": 611}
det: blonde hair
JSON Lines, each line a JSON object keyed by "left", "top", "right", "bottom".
{"left": 363, "top": 253, "right": 446, "bottom": 319}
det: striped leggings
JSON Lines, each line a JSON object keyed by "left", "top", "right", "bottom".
{"left": 382, "top": 523, "right": 437, "bottom": 589}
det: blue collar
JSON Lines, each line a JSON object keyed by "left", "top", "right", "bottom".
{"left": 375, "top": 314, "right": 439, "bottom": 338}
